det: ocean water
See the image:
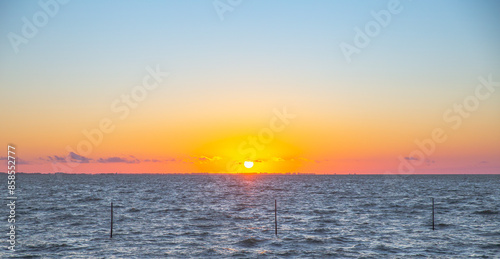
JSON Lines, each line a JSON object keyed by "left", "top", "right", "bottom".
{"left": 2, "top": 174, "right": 499, "bottom": 258}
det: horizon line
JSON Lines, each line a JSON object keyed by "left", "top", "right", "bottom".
{"left": 2, "top": 172, "right": 499, "bottom": 175}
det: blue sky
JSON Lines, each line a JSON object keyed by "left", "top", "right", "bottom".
{"left": 2, "top": 0, "right": 499, "bottom": 104}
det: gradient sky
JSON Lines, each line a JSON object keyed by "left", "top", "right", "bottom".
{"left": 1, "top": 0, "right": 499, "bottom": 174}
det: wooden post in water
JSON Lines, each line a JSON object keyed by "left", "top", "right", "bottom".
{"left": 432, "top": 198, "right": 435, "bottom": 231}
{"left": 110, "top": 202, "right": 113, "bottom": 238}
{"left": 275, "top": 199, "right": 277, "bottom": 236}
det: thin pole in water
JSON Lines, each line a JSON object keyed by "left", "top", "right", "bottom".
{"left": 432, "top": 198, "right": 435, "bottom": 231}
{"left": 275, "top": 199, "right": 278, "bottom": 236}
{"left": 110, "top": 202, "right": 113, "bottom": 238}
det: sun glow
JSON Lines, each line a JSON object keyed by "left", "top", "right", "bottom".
{"left": 244, "top": 161, "right": 254, "bottom": 168}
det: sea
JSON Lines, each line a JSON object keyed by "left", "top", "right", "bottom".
{"left": 2, "top": 174, "right": 499, "bottom": 258}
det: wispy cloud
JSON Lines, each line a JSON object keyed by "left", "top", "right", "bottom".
{"left": 41, "top": 153, "right": 90, "bottom": 163}
{"left": 144, "top": 158, "right": 176, "bottom": 163}
{"left": 69, "top": 152, "right": 90, "bottom": 163}
{"left": 97, "top": 156, "right": 140, "bottom": 164}
{"left": 47, "top": 155, "right": 65, "bottom": 162}
{"left": 267, "top": 157, "right": 319, "bottom": 163}
{"left": 298, "top": 157, "right": 319, "bottom": 163}
{"left": 182, "top": 156, "right": 222, "bottom": 164}
{"left": 0, "top": 156, "right": 30, "bottom": 165}
{"left": 42, "top": 153, "right": 181, "bottom": 164}
{"left": 425, "top": 159, "right": 436, "bottom": 166}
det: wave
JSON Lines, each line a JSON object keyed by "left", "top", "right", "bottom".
{"left": 481, "top": 243, "right": 500, "bottom": 249}
{"left": 304, "top": 236, "right": 325, "bottom": 244}
{"left": 313, "top": 209, "right": 336, "bottom": 215}
{"left": 474, "top": 209, "right": 498, "bottom": 215}
{"left": 25, "top": 242, "right": 71, "bottom": 252}
{"left": 238, "top": 237, "right": 263, "bottom": 247}
{"left": 76, "top": 196, "right": 103, "bottom": 202}
{"left": 127, "top": 208, "right": 140, "bottom": 212}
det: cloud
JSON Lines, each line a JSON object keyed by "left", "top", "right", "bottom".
{"left": 238, "top": 157, "right": 316, "bottom": 163}
{"left": 69, "top": 152, "right": 90, "bottom": 163}
{"left": 182, "top": 156, "right": 222, "bottom": 164}
{"left": 126, "top": 157, "right": 178, "bottom": 163}
{"left": 298, "top": 157, "right": 318, "bottom": 163}
{"left": 97, "top": 156, "right": 140, "bottom": 164}
{"left": 474, "top": 160, "right": 489, "bottom": 167}
{"left": 271, "top": 157, "right": 285, "bottom": 162}
{"left": 40, "top": 154, "right": 228, "bottom": 165}
{"left": 41, "top": 153, "right": 90, "bottom": 163}
{"left": 405, "top": 157, "right": 435, "bottom": 166}
{"left": 199, "top": 156, "right": 222, "bottom": 161}
{"left": 267, "top": 157, "right": 318, "bottom": 163}
{"left": 0, "top": 156, "right": 30, "bottom": 165}
{"left": 425, "top": 159, "right": 436, "bottom": 166}
{"left": 50, "top": 155, "right": 66, "bottom": 161}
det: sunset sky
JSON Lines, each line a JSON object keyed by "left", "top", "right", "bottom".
{"left": 1, "top": 0, "right": 499, "bottom": 174}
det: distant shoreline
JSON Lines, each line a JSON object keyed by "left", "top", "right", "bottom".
{"left": 1, "top": 172, "right": 499, "bottom": 176}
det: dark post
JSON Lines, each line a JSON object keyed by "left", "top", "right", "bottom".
{"left": 275, "top": 199, "right": 277, "bottom": 236}
{"left": 432, "top": 198, "right": 435, "bottom": 231}
{"left": 110, "top": 202, "right": 113, "bottom": 238}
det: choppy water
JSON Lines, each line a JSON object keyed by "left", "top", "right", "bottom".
{"left": 2, "top": 174, "right": 500, "bottom": 258}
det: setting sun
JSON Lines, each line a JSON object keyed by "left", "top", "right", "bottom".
{"left": 244, "top": 161, "right": 254, "bottom": 169}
